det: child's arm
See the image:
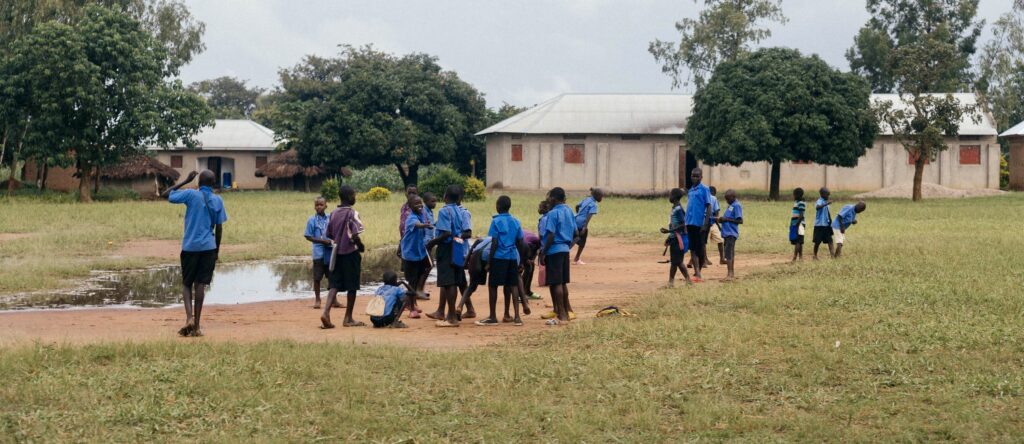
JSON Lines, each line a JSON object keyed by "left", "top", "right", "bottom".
{"left": 214, "top": 224, "right": 222, "bottom": 261}
{"left": 162, "top": 171, "right": 198, "bottom": 199}
{"left": 425, "top": 231, "right": 449, "bottom": 250}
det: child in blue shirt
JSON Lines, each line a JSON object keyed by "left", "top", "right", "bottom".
{"left": 790, "top": 188, "right": 806, "bottom": 262}
{"left": 831, "top": 201, "right": 866, "bottom": 258}
{"left": 415, "top": 192, "right": 438, "bottom": 303}
{"left": 660, "top": 188, "right": 691, "bottom": 287}
{"left": 370, "top": 271, "right": 413, "bottom": 328}
{"left": 573, "top": 188, "right": 603, "bottom": 265}
{"left": 401, "top": 195, "right": 433, "bottom": 319}
{"left": 813, "top": 187, "right": 835, "bottom": 260}
{"left": 162, "top": 170, "right": 228, "bottom": 337}
{"left": 477, "top": 196, "right": 525, "bottom": 326}
{"left": 540, "top": 187, "right": 578, "bottom": 324}
{"left": 304, "top": 197, "right": 336, "bottom": 310}
{"left": 717, "top": 189, "right": 743, "bottom": 281}
{"left": 706, "top": 186, "right": 724, "bottom": 266}
{"left": 455, "top": 236, "right": 491, "bottom": 320}
{"left": 424, "top": 184, "right": 469, "bottom": 327}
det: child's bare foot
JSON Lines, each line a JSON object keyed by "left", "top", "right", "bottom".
{"left": 435, "top": 320, "right": 459, "bottom": 327}
{"left": 522, "top": 304, "right": 531, "bottom": 315}
{"left": 461, "top": 310, "right": 477, "bottom": 319}
{"left": 502, "top": 315, "right": 513, "bottom": 323}
{"left": 189, "top": 328, "right": 204, "bottom": 337}
{"left": 389, "top": 320, "right": 408, "bottom": 329}
{"left": 425, "top": 311, "right": 444, "bottom": 320}
{"left": 177, "top": 322, "right": 194, "bottom": 337}
{"left": 408, "top": 310, "right": 421, "bottom": 319}
{"left": 313, "top": 299, "right": 322, "bottom": 309}
{"left": 319, "top": 316, "right": 335, "bottom": 329}
{"left": 343, "top": 319, "right": 366, "bottom": 327}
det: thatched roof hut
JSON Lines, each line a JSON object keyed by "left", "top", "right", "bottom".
{"left": 98, "top": 155, "right": 180, "bottom": 199}
{"left": 255, "top": 149, "right": 326, "bottom": 191}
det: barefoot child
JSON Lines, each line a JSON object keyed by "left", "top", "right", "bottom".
{"left": 321, "top": 185, "right": 366, "bottom": 329}
{"left": 706, "top": 186, "right": 724, "bottom": 266}
{"left": 718, "top": 189, "right": 743, "bottom": 281}
{"left": 790, "top": 188, "right": 806, "bottom": 261}
{"left": 455, "top": 236, "right": 490, "bottom": 319}
{"left": 417, "top": 191, "right": 438, "bottom": 300}
{"left": 831, "top": 201, "right": 866, "bottom": 258}
{"left": 573, "top": 188, "right": 603, "bottom": 265}
{"left": 660, "top": 188, "right": 691, "bottom": 287}
{"left": 812, "top": 187, "right": 834, "bottom": 260}
{"left": 521, "top": 230, "right": 542, "bottom": 300}
{"left": 398, "top": 184, "right": 418, "bottom": 237}
{"left": 370, "top": 271, "right": 412, "bottom": 328}
{"left": 686, "top": 168, "right": 713, "bottom": 282}
{"left": 163, "top": 170, "right": 228, "bottom": 337}
{"left": 477, "top": 195, "right": 524, "bottom": 326}
{"left": 304, "top": 197, "right": 337, "bottom": 309}
{"left": 540, "top": 187, "right": 578, "bottom": 324}
{"left": 400, "top": 195, "right": 433, "bottom": 319}
{"left": 425, "top": 185, "right": 468, "bottom": 327}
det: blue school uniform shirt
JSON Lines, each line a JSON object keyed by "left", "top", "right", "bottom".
{"left": 423, "top": 207, "right": 435, "bottom": 246}
{"left": 832, "top": 204, "right": 857, "bottom": 231}
{"left": 711, "top": 196, "right": 721, "bottom": 219}
{"left": 814, "top": 198, "right": 831, "bottom": 227}
{"left": 670, "top": 204, "right": 685, "bottom": 228}
{"left": 575, "top": 196, "right": 598, "bottom": 228}
{"left": 401, "top": 212, "right": 428, "bottom": 261}
{"left": 434, "top": 203, "right": 464, "bottom": 243}
{"left": 488, "top": 213, "right": 524, "bottom": 262}
{"left": 472, "top": 236, "right": 493, "bottom": 262}
{"left": 168, "top": 186, "right": 228, "bottom": 252}
{"left": 458, "top": 205, "right": 472, "bottom": 236}
{"left": 375, "top": 284, "right": 407, "bottom": 317}
{"left": 720, "top": 200, "right": 743, "bottom": 239}
{"left": 542, "top": 203, "right": 577, "bottom": 255}
{"left": 685, "top": 183, "right": 712, "bottom": 226}
{"left": 304, "top": 213, "right": 329, "bottom": 260}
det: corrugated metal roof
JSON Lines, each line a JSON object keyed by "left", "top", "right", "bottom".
{"left": 999, "top": 119, "right": 1024, "bottom": 137}
{"left": 153, "top": 119, "right": 280, "bottom": 151}
{"left": 477, "top": 92, "right": 997, "bottom": 136}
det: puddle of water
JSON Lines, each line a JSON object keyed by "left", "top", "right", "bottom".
{"left": 0, "top": 255, "right": 424, "bottom": 311}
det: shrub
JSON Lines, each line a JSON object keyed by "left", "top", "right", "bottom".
{"left": 346, "top": 165, "right": 403, "bottom": 192}
{"left": 362, "top": 186, "right": 392, "bottom": 202}
{"left": 320, "top": 177, "right": 340, "bottom": 200}
{"left": 463, "top": 176, "right": 486, "bottom": 201}
{"left": 1001, "top": 153, "right": 1009, "bottom": 190}
{"left": 418, "top": 165, "right": 466, "bottom": 199}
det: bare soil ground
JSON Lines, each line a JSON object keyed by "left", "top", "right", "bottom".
{"left": 0, "top": 233, "right": 32, "bottom": 242}
{"left": 113, "top": 239, "right": 254, "bottom": 259}
{"left": 0, "top": 237, "right": 787, "bottom": 348}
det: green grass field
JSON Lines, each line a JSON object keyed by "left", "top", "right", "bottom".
{"left": 1, "top": 191, "right": 1023, "bottom": 441}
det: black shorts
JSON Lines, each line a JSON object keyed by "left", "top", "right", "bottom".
{"left": 686, "top": 225, "right": 706, "bottom": 261}
{"left": 312, "top": 258, "right": 327, "bottom": 282}
{"left": 488, "top": 258, "right": 520, "bottom": 288}
{"left": 724, "top": 237, "right": 737, "bottom": 261}
{"left": 668, "top": 235, "right": 686, "bottom": 264}
{"left": 402, "top": 258, "right": 430, "bottom": 287}
{"left": 468, "top": 254, "right": 488, "bottom": 286}
{"left": 813, "top": 226, "right": 833, "bottom": 244}
{"left": 576, "top": 228, "right": 589, "bottom": 248}
{"left": 435, "top": 242, "right": 466, "bottom": 288}
{"left": 328, "top": 251, "right": 362, "bottom": 292}
{"left": 790, "top": 235, "right": 805, "bottom": 245}
{"left": 544, "top": 252, "right": 570, "bottom": 286}
{"left": 180, "top": 249, "right": 217, "bottom": 287}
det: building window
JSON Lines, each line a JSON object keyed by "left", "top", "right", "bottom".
{"left": 563, "top": 134, "right": 586, "bottom": 140}
{"left": 511, "top": 134, "right": 523, "bottom": 140}
{"left": 959, "top": 145, "right": 981, "bottom": 165}
{"left": 564, "top": 144, "right": 584, "bottom": 164}
{"left": 170, "top": 155, "right": 183, "bottom": 168}
{"left": 792, "top": 160, "right": 812, "bottom": 165}
{"left": 511, "top": 144, "right": 523, "bottom": 162}
{"left": 256, "top": 156, "right": 267, "bottom": 168}
{"left": 621, "top": 135, "right": 641, "bottom": 141}
{"left": 907, "top": 152, "right": 930, "bottom": 165}
{"left": 959, "top": 135, "right": 982, "bottom": 141}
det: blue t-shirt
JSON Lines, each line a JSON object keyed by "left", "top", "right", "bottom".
{"left": 670, "top": 204, "right": 685, "bottom": 228}
{"left": 575, "top": 196, "right": 598, "bottom": 228}
{"left": 375, "top": 284, "right": 407, "bottom": 317}
{"left": 537, "top": 214, "right": 549, "bottom": 252}
{"left": 472, "top": 236, "right": 493, "bottom": 262}
{"left": 832, "top": 204, "right": 857, "bottom": 231}
{"left": 401, "top": 212, "right": 428, "bottom": 261}
{"left": 488, "top": 213, "right": 524, "bottom": 262}
{"left": 814, "top": 198, "right": 831, "bottom": 227}
{"left": 458, "top": 205, "right": 472, "bottom": 236}
{"left": 720, "top": 200, "right": 743, "bottom": 239}
{"left": 685, "top": 183, "right": 712, "bottom": 226}
{"left": 711, "top": 196, "right": 721, "bottom": 219}
{"left": 791, "top": 201, "right": 806, "bottom": 227}
{"left": 423, "top": 208, "right": 435, "bottom": 245}
{"left": 542, "top": 203, "right": 577, "bottom": 255}
{"left": 168, "top": 186, "right": 228, "bottom": 252}
{"left": 304, "top": 213, "right": 330, "bottom": 260}
{"left": 435, "top": 204, "right": 464, "bottom": 243}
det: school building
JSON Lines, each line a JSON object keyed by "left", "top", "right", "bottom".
{"left": 477, "top": 93, "right": 1001, "bottom": 192}
{"left": 1000, "top": 120, "right": 1024, "bottom": 191}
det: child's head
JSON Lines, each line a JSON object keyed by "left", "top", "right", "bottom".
{"left": 819, "top": 187, "right": 830, "bottom": 199}
{"left": 339, "top": 185, "right": 356, "bottom": 205}
{"left": 405, "top": 184, "right": 418, "bottom": 198}
{"left": 709, "top": 186, "right": 717, "bottom": 196}
{"left": 314, "top": 196, "right": 327, "bottom": 214}
{"left": 547, "top": 187, "right": 566, "bottom": 205}
{"left": 793, "top": 187, "right": 804, "bottom": 201}
{"left": 854, "top": 201, "right": 867, "bottom": 213}
{"left": 724, "top": 189, "right": 737, "bottom": 204}
{"left": 538, "top": 200, "right": 549, "bottom": 215}
{"left": 382, "top": 270, "right": 399, "bottom": 286}
{"left": 422, "top": 191, "right": 437, "bottom": 210}
{"left": 407, "top": 194, "right": 424, "bottom": 213}
{"left": 591, "top": 187, "right": 604, "bottom": 202}
{"left": 669, "top": 187, "right": 684, "bottom": 204}
{"left": 444, "top": 184, "right": 463, "bottom": 204}
{"left": 690, "top": 168, "right": 703, "bottom": 185}
{"left": 496, "top": 195, "right": 511, "bottom": 214}
{"left": 198, "top": 170, "right": 216, "bottom": 188}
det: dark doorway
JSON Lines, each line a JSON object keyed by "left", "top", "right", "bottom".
{"left": 682, "top": 149, "right": 698, "bottom": 188}
{"left": 207, "top": 157, "right": 223, "bottom": 188}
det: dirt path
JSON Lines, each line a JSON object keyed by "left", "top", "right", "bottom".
{"left": 0, "top": 237, "right": 787, "bottom": 349}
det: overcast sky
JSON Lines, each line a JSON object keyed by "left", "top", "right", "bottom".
{"left": 178, "top": 0, "right": 1013, "bottom": 108}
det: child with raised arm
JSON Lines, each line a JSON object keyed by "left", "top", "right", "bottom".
{"left": 370, "top": 271, "right": 412, "bottom": 328}
{"left": 660, "top": 188, "right": 691, "bottom": 287}
{"left": 812, "top": 187, "right": 835, "bottom": 260}
{"left": 831, "top": 201, "right": 866, "bottom": 258}
{"left": 425, "top": 184, "right": 467, "bottom": 327}
{"left": 718, "top": 190, "right": 743, "bottom": 281}
{"left": 573, "top": 188, "right": 603, "bottom": 265}
{"left": 540, "top": 187, "right": 578, "bottom": 324}
{"left": 321, "top": 185, "right": 366, "bottom": 329}
{"left": 304, "top": 197, "right": 338, "bottom": 309}
{"left": 477, "top": 196, "right": 525, "bottom": 326}
{"left": 400, "top": 195, "right": 433, "bottom": 319}
{"left": 790, "top": 188, "right": 806, "bottom": 262}
{"left": 163, "top": 170, "right": 227, "bottom": 337}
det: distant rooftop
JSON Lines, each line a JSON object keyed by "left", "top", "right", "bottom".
{"left": 1000, "top": 119, "right": 1024, "bottom": 137}
{"left": 154, "top": 119, "right": 279, "bottom": 151}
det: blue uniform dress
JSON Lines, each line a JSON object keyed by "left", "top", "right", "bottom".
{"left": 721, "top": 200, "right": 743, "bottom": 261}
{"left": 370, "top": 284, "right": 408, "bottom": 328}
{"left": 434, "top": 203, "right": 467, "bottom": 288}
{"left": 487, "top": 213, "right": 524, "bottom": 287}
{"left": 401, "top": 211, "right": 431, "bottom": 285}
{"left": 542, "top": 203, "right": 577, "bottom": 286}
{"left": 304, "top": 213, "right": 330, "bottom": 281}
{"left": 574, "top": 196, "right": 598, "bottom": 249}
{"left": 169, "top": 186, "right": 228, "bottom": 287}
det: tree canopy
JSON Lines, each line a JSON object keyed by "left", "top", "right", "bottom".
{"left": 649, "top": 0, "right": 786, "bottom": 90}
{"left": 977, "top": 0, "right": 1024, "bottom": 137}
{"left": 188, "top": 76, "right": 265, "bottom": 119}
{"left": 686, "top": 47, "right": 878, "bottom": 200}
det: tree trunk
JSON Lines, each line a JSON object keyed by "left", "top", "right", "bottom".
{"left": 78, "top": 164, "right": 93, "bottom": 203}
{"left": 768, "top": 158, "right": 781, "bottom": 201}
{"left": 41, "top": 163, "right": 48, "bottom": 190}
{"left": 0, "top": 128, "right": 8, "bottom": 175}
{"left": 912, "top": 156, "right": 925, "bottom": 202}
{"left": 395, "top": 163, "right": 420, "bottom": 187}
{"left": 93, "top": 167, "right": 100, "bottom": 195}
{"left": 304, "top": 175, "right": 310, "bottom": 193}
{"left": 7, "top": 136, "right": 22, "bottom": 194}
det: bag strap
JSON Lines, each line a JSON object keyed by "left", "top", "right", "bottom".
{"left": 201, "top": 189, "right": 217, "bottom": 230}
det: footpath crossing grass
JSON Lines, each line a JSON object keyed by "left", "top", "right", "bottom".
{"left": 1, "top": 192, "right": 1023, "bottom": 441}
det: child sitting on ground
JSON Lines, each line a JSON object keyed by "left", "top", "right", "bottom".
{"left": 790, "top": 188, "right": 806, "bottom": 261}
{"left": 661, "top": 188, "right": 691, "bottom": 287}
{"left": 370, "top": 271, "right": 412, "bottom": 328}
{"left": 831, "top": 201, "right": 866, "bottom": 259}
{"left": 718, "top": 189, "right": 743, "bottom": 281}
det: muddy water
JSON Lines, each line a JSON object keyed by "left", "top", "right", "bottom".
{"left": 0, "top": 254, "right": 417, "bottom": 311}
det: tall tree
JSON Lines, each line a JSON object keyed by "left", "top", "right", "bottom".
{"left": 686, "top": 48, "right": 878, "bottom": 200}
{"left": 188, "top": 76, "right": 265, "bottom": 119}
{"left": 847, "top": 0, "right": 983, "bottom": 93}
{"left": 649, "top": 0, "right": 786, "bottom": 90}
{"left": 977, "top": 0, "right": 1024, "bottom": 138}
{"left": 277, "top": 46, "right": 488, "bottom": 186}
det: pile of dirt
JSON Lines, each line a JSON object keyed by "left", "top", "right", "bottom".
{"left": 854, "top": 183, "right": 1007, "bottom": 199}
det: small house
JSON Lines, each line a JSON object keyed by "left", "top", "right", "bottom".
{"left": 98, "top": 155, "right": 180, "bottom": 199}
{"left": 255, "top": 149, "right": 326, "bottom": 192}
